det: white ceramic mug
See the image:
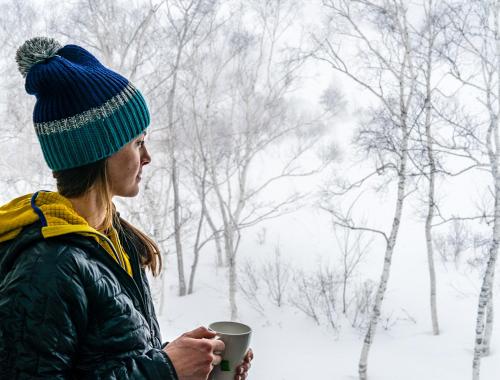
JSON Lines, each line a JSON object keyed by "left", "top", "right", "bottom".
{"left": 208, "top": 321, "right": 252, "bottom": 380}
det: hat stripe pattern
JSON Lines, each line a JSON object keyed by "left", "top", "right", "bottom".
{"left": 16, "top": 37, "right": 150, "bottom": 171}
{"left": 34, "top": 82, "right": 139, "bottom": 135}
{"left": 36, "top": 87, "right": 149, "bottom": 170}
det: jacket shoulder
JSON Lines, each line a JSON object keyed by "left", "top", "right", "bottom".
{"left": 13, "top": 235, "right": 92, "bottom": 270}
{"left": 0, "top": 223, "right": 95, "bottom": 279}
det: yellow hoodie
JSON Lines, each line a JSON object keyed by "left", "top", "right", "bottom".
{"left": 0, "top": 191, "right": 132, "bottom": 276}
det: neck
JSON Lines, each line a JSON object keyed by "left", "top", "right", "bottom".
{"left": 66, "top": 189, "right": 106, "bottom": 231}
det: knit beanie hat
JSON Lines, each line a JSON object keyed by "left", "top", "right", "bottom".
{"left": 15, "top": 37, "right": 150, "bottom": 171}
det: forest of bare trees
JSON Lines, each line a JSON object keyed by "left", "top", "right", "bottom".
{"left": 1, "top": 0, "right": 500, "bottom": 379}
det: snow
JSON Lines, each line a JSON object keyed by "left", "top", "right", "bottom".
{"left": 155, "top": 205, "right": 500, "bottom": 380}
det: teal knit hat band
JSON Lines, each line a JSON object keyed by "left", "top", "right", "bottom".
{"left": 35, "top": 83, "right": 150, "bottom": 171}
{"left": 16, "top": 37, "right": 150, "bottom": 171}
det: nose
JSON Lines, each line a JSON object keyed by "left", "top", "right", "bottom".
{"left": 141, "top": 146, "right": 151, "bottom": 166}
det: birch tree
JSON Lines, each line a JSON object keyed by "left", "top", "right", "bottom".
{"left": 152, "top": 0, "right": 224, "bottom": 296}
{"left": 184, "top": 0, "right": 330, "bottom": 320}
{"left": 315, "top": 1, "right": 417, "bottom": 378}
{"left": 406, "top": 0, "right": 453, "bottom": 337}
{"left": 168, "top": 1, "right": 241, "bottom": 293}
{"left": 439, "top": 1, "right": 500, "bottom": 377}
{"left": 418, "top": 0, "right": 441, "bottom": 336}
{"left": 409, "top": 0, "right": 481, "bottom": 338}
{"left": 183, "top": 106, "right": 220, "bottom": 294}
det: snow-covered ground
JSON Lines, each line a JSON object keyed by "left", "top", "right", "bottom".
{"left": 155, "top": 203, "right": 500, "bottom": 380}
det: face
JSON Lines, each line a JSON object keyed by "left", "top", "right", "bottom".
{"left": 106, "top": 132, "right": 151, "bottom": 197}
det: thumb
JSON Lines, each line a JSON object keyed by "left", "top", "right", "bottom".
{"left": 183, "top": 326, "right": 217, "bottom": 339}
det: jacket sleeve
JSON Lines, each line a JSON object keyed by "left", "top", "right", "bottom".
{"left": 91, "top": 349, "right": 178, "bottom": 379}
{"left": 0, "top": 242, "right": 178, "bottom": 380}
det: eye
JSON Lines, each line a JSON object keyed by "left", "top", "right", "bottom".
{"left": 136, "top": 139, "right": 145, "bottom": 148}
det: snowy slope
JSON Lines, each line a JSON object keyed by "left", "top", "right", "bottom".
{"left": 155, "top": 207, "right": 500, "bottom": 380}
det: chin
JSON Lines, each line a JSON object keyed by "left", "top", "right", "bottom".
{"left": 115, "top": 186, "right": 140, "bottom": 198}
{"left": 126, "top": 188, "right": 141, "bottom": 197}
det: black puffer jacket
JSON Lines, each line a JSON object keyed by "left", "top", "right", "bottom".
{"left": 0, "top": 221, "right": 178, "bottom": 379}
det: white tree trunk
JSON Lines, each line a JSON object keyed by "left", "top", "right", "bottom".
{"left": 483, "top": 288, "right": 494, "bottom": 356}
{"left": 171, "top": 158, "right": 187, "bottom": 296}
{"left": 472, "top": 222, "right": 499, "bottom": 379}
{"left": 358, "top": 135, "right": 408, "bottom": 379}
{"left": 472, "top": 133, "right": 500, "bottom": 379}
{"left": 167, "top": 25, "right": 187, "bottom": 297}
{"left": 215, "top": 233, "right": 224, "bottom": 267}
{"left": 424, "top": 0, "right": 440, "bottom": 335}
{"left": 424, "top": 158, "right": 439, "bottom": 335}
{"left": 220, "top": 218, "right": 239, "bottom": 320}
{"left": 473, "top": 4, "right": 500, "bottom": 378}
{"left": 229, "top": 254, "right": 238, "bottom": 321}
{"left": 484, "top": 0, "right": 500, "bottom": 357}
{"left": 359, "top": 7, "right": 413, "bottom": 371}
{"left": 188, "top": 249, "right": 200, "bottom": 295}
{"left": 158, "top": 270, "right": 168, "bottom": 316}
{"left": 205, "top": 211, "right": 224, "bottom": 266}
{"left": 224, "top": 220, "right": 239, "bottom": 320}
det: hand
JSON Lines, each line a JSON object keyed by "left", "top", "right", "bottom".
{"left": 164, "top": 326, "right": 225, "bottom": 380}
{"left": 234, "top": 348, "right": 254, "bottom": 380}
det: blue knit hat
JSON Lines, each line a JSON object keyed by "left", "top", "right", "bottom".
{"left": 16, "top": 37, "right": 150, "bottom": 171}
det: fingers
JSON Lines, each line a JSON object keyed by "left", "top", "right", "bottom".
{"left": 234, "top": 349, "right": 253, "bottom": 380}
{"left": 211, "top": 337, "right": 225, "bottom": 353}
{"left": 206, "top": 337, "right": 224, "bottom": 368}
{"left": 236, "top": 361, "right": 251, "bottom": 373}
{"left": 187, "top": 336, "right": 225, "bottom": 356}
{"left": 183, "top": 325, "right": 217, "bottom": 339}
{"left": 234, "top": 364, "right": 250, "bottom": 380}
{"left": 164, "top": 330, "right": 228, "bottom": 380}
{"left": 211, "top": 352, "right": 223, "bottom": 366}
{"left": 244, "top": 348, "right": 254, "bottom": 362}
{"left": 186, "top": 336, "right": 225, "bottom": 368}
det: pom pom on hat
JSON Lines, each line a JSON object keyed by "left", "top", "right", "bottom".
{"left": 16, "top": 37, "right": 62, "bottom": 78}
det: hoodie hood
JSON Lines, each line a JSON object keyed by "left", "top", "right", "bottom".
{"left": 0, "top": 191, "right": 132, "bottom": 276}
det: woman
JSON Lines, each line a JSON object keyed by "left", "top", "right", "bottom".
{"left": 0, "top": 37, "right": 252, "bottom": 380}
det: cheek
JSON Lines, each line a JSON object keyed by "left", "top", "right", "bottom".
{"left": 108, "top": 164, "right": 122, "bottom": 186}
{"left": 121, "top": 152, "right": 139, "bottom": 171}
{"left": 130, "top": 155, "right": 141, "bottom": 172}
{"left": 107, "top": 148, "right": 141, "bottom": 183}
{"left": 123, "top": 153, "right": 142, "bottom": 180}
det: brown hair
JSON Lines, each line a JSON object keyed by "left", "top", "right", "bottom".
{"left": 53, "top": 159, "right": 162, "bottom": 276}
